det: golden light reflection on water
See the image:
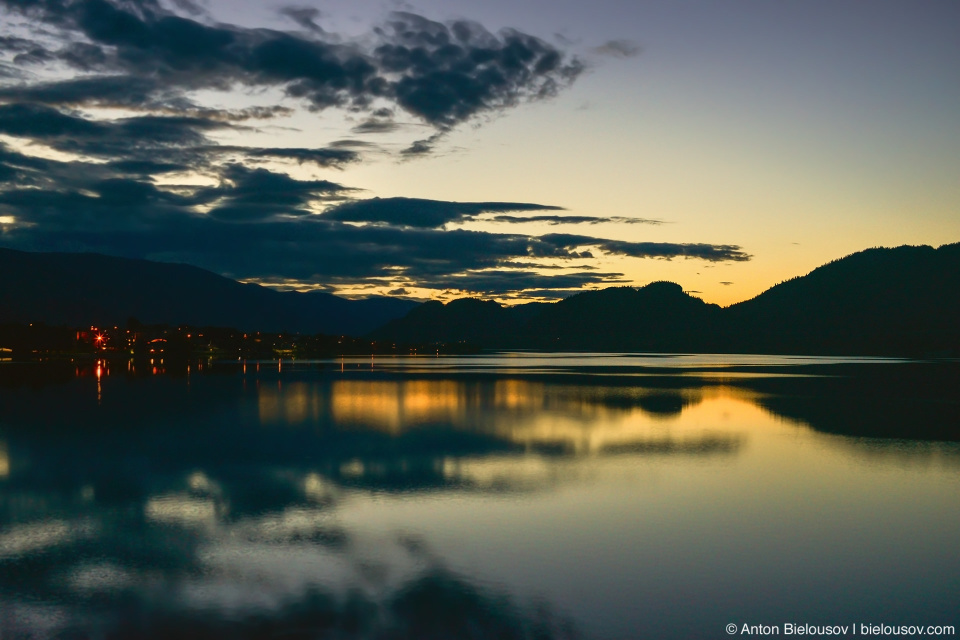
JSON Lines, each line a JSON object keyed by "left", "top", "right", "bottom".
{"left": 258, "top": 382, "right": 326, "bottom": 426}
{"left": 144, "top": 494, "right": 223, "bottom": 530}
{"left": 331, "top": 380, "right": 469, "bottom": 432}
{"left": 0, "top": 440, "right": 9, "bottom": 478}
{"left": 491, "top": 386, "right": 764, "bottom": 455}
{"left": 258, "top": 379, "right": 770, "bottom": 455}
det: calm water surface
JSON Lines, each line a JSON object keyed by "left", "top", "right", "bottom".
{"left": 0, "top": 354, "right": 958, "bottom": 639}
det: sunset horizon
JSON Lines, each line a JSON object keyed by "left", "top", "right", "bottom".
{"left": 2, "top": 1, "right": 957, "bottom": 307}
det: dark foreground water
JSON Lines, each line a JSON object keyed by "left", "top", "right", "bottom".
{"left": 0, "top": 354, "right": 958, "bottom": 639}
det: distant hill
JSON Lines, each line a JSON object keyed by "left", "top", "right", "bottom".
{"left": 369, "top": 298, "right": 546, "bottom": 346}
{"left": 525, "top": 282, "right": 722, "bottom": 351}
{"left": 4, "top": 243, "right": 959, "bottom": 355}
{"left": 0, "top": 248, "right": 419, "bottom": 335}
{"left": 372, "top": 282, "right": 722, "bottom": 351}
{"left": 724, "top": 243, "right": 960, "bottom": 354}
{"left": 373, "top": 243, "right": 960, "bottom": 356}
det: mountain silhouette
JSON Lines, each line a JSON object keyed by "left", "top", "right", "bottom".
{"left": 723, "top": 243, "right": 960, "bottom": 354}
{"left": 373, "top": 243, "right": 960, "bottom": 355}
{"left": 0, "top": 248, "right": 418, "bottom": 335}
{"left": 524, "top": 282, "right": 721, "bottom": 351}
{"left": 369, "top": 298, "right": 546, "bottom": 346}
{"left": 371, "top": 281, "right": 723, "bottom": 350}
{"left": 3, "top": 243, "right": 958, "bottom": 354}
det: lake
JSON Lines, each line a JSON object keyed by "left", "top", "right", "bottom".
{"left": 1, "top": 354, "right": 958, "bottom": 639}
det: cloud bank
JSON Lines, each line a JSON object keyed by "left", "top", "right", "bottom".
{"left": 0, "top": 1, "right": 750, "bottom": 299}
{"left": 0, "top": 1, "right": 582, "bottom": 129}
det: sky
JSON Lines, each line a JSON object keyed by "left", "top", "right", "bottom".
{"left": 0, "top": 0, "right": 957, "bottom": 306}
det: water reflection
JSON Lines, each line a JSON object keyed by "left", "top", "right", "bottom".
{"left": 257, "top": 379, "right": 746, "bottom": 459}
{"left": 0, "top": 439, "right": 8, "bottom": 478}
{"left": 0, "top": 356, "right": 958, "bottom": 638}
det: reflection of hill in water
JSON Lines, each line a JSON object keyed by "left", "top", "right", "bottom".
{"left": 2, "top": 363, "right": 957, "bottom": 548}
{"left": 757, "top": 394, "right": 960, "bottom": 441}
{"left": 1, "top": 362, "right": 958, "bottom": 504}
{"left": 738, "top": 362, "right": 960, "bottom": 442}
{"left": 1, "top": 362, "right": 958, "bottom": 497}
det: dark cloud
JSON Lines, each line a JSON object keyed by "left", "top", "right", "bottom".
{"left": 323, "top": 197, "right": 564, "bottom": 228}
{"left": 374, "top": 13, "right": 583, "bottom": 129}
{"left": 325, "top": 204, "right": 667, "bottom": 227}
{"left": 497, "top": 261, "right": 595, "bottom": 270}
{"left": 593, "top": 39, "right": 642, "bottom": 59}
{"left": 0, "top": 146, "right": 349, "bottom": 225}
{"left": 0, "top": 76, "right": 168, "bottom": 108}
{"left": 351, "top": 118, "right": 402, "bottom": 134}
{"left": 328, "top": 139, "right": 380, "bottom": 149}
{"left": 720, "top": 281, "right": 734, "bottom": 285}
{"left": 55, "top": 41, "right": 111, "bottom": 70}
{"left": 104, "top": 158, "right": 188, "bottom": 175}
{"left": 0, "top": 102, "right": 231, "bottom": 166}
{"left": 279, "top": 6, "right": 325, "bottom": 34}
{"left": 0, "top": 35, "right": 39, "bottom": 54}
{"left": 0, "top": 65, "right": 23, "bottom": 79}
{"left": 388, "top": 287, "right": 409, "bottom": 296}
{"left": 484, "top": 214, "right": 664, "bottom": 225}
{"left": 202, "top": 164, "right": 351, "bottom": 221}
{"left": 401, "top": 135, "right": 441, "bottom": 157}
{"left": 407, "top": 270, "right": 628, "bottom": 296}
{"left": 0, "top": 1, "right": 582, "bottom": 134}
{"left": 0, "top": 102, "right": 104, "bottom": 139}
{"left": 226, "top": 146, "right": 360, "bottom": 168}
{"left": 13, "top": 46, "right": 54, "bottom": 65}
{"left": 0, "top": 176, "right": 199, "bottom": 230}
{"left": 0, "top": 189, "right": 748, "bottom": 296}
{"left": 0, "top": 101, "right": 358, "bottom": 170}
{"left": 537, "top": 233, "right": 752, "bottom": 262}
